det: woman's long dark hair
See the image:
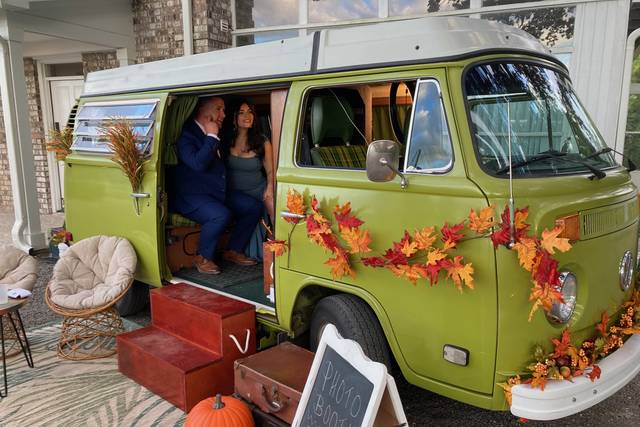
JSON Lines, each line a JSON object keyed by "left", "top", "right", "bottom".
{"left": 225, "top": 100, "right": 265, "bottom": 158}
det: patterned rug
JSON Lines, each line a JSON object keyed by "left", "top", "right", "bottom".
{"left": 0, "top": 322, "right": 186, "bottom": 427}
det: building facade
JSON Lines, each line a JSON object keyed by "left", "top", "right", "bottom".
{"left": 0, "top": 0, "right": 638, "bottom": 250}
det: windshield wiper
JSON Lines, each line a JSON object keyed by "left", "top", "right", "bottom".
{"left": 495, "top": 150, "right": 567, "bottom": 175}
{"left": 496, "top": 150, "right": 606, "bottom": 179}
{"left": 585, "top": 147, "right": 637, "bottom": 171}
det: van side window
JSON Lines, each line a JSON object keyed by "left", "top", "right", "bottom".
{"left": 404, "top": 80, "right": 453, "bottom": 173}
{"left": 297, "top": 82, "right": 416, "bottom": 170}
{"left": 72, "top": 100, "right": 159, "bottom": 155}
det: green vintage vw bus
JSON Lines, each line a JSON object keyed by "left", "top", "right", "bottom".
{"left": 64, "top": 17, "right": 639, "bottom": 419}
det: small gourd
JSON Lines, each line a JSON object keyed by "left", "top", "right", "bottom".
{"left": 185, "top": 393, "right": 254, "bottom": 426}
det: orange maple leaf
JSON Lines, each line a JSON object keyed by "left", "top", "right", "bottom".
{"left": 400, "top": 239, "right": 419, "bottom": 258}
{"left": 514, "top": 209, "right": 529, "bottom": 231}
{"left": 540, "top": 226, "right": 572, "bottom": 255}
{"left": 468, "top": 206, "right": 496, "bottom": 233}
{"left": 388, "top": 264, "right": 427, "bottom": 285}
{"left": 264, "top": 239, "right": 287, "bottom": 257}
{"left": 530, "top": 372, "right": 547, "bottom": 391}
{"left": 512, "top": 237, "right": 538, "bottom": 272}
{"left": 324, "top": 250, "right": 355, "bottom": 280}
{"left": 551, "top": 329, "right": 572, "bottom": 358}
{"left": 414, "top": 226, "right": 436, "bottom": 250}
{"left": 443, "top": 256, "right": 474, "bottom": 291}
{"left": 596, "top": 311, "right": 609, "bottom": 337}
{"left": 341, "top": 227, "right": 372, "bottom": 254}
{"left": 426, "top": 248, "right": 447, "bottom": 266}
{"left": 285, "top": 189, "right": 305, "bottom": 222}
{"left": 587, "top": 365, "right": 601, "bottom": 382}
{"left": 528, "top": 282, "right": 563, "bottom": 321}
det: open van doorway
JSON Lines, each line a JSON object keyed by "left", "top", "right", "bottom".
{"left": 165, "top": 88, "right": 287, "bottom": 313}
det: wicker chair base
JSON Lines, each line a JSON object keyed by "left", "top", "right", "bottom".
{"left": 57, "top": 305, "right": 124, "bottom": 361}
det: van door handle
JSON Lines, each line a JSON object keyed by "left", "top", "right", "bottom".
{"left": 130, "top": 192, "right": 151, "bottom": 199}
{"left": 280, "top": 212, "right": 306, "bottom": 220}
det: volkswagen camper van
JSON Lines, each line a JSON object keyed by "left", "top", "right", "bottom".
{"left": 64, "top": 17, "right": 639, "bottom": 419}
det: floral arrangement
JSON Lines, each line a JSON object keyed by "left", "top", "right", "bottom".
{"left": 100, "top": 119, "right": 145, "bottom": 193}
{"left": 500, "top": 290, "right": 640, "bottom": 407}
{"left": 49, "top": 228, "right": 73, "bottom": 246}
{"left": 45, "top": 127, "right": 73, "bottom": 161}
{"left": 266, "top": 189, "right": 572, "bottom": 320}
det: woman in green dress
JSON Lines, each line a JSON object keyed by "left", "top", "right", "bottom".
{"left": 224, "top": 101, "right": 274, "bottom": 261}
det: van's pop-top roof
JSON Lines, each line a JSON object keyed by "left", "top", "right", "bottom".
{"left": 83, "top": 16, "right": 554, "bottom": 97}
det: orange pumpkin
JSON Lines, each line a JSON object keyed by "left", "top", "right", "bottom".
{"left": 186, "top": 394, "right": 254, "bottom": 427}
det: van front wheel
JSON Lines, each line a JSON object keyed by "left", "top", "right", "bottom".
{"left": 116, "top": 281, "right": 150, "bottom": 316}
{"left": 310, "top": 294, "right": 391, "bottom": 370}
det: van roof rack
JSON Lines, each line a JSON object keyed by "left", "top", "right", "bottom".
{"left": 83, "top": 16, "right": 558, "bottom": 98}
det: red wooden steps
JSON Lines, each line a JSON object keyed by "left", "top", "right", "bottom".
{"left": 117, "top": 283, "right": 256, "bottom": 412}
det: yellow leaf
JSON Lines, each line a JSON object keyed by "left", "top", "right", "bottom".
{"left": 414, "top": 226, "right": 436, "bottom": 250}
{"left": 341, "top": 228, "right": 372, "bottom": 254}
{"left": 444, "top": 256, "right": 474, "bottom": 291}
{"left": 512, "top": 237, "right": 538, "bottom": 272}
{"left": 324, "top": 250, "right": 355, "bottom": 280}
{"left": 514, "top": 209, "right": 529, "bottom": 230}
{"left": 400, "top": 239, "right": 419, "bottom": 258}
{"left": 540, "top": 226, "right": 572, "bottom": 255}
{"left": 286, "top": 189, "right": 305, "bottom": 216}
{"left": 468, "top": 206, "right": 496, "bottom": 233}
{"left": 264, "top": 240, "right": 287, "bottom": 257}
{"left": 426, "top": 248, "right": 446, "bottom": 266}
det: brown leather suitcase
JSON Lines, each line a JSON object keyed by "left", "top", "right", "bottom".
{"left": 234, "top": 342, "right": 314, "bottom": 424}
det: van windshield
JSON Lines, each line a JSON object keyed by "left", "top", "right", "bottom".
{"left": 465, "top": 62, "right": 616, "bottom": 177}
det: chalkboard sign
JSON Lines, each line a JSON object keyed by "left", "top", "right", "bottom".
{"left": 293, "top": 324, "right": 407, "bottom": 427}
{"left": 299, "top": 346, "right": 374, "bottom": 426}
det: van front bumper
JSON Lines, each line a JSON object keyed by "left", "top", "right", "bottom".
{"left": 510, "top": 334, "right": 640, "bottom": 420}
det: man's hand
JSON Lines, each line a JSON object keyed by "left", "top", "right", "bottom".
{"left": 204, "top": 115, "right": 220, "bottom": 136}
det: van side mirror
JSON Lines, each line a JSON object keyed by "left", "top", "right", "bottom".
{"left": 366, "top": 140, "right": 408, "bottom": 189}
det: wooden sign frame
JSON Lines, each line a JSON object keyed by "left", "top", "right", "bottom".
{"left": 292, "top": 324, "right": 407, "bottom": 427}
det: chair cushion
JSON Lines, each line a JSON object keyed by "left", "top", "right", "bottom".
{"left": 0, "top": 245, "right": 38, "bottom": 291}
{"left": 49, "top": 236, "right": 137, "bottom": 310}
{"left": 168, "top": 212, "right": 199, "bottom": 228}
{"left": 310, "top": 145, "right": 367, "bottom": 169}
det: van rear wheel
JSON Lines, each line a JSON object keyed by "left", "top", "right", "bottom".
{"left": 310, "top": 294, "right": 391, "bottom": 370}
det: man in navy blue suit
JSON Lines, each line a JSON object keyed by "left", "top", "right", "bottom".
{"left": 171, "top": 97, "right": 262, "bottom": 274}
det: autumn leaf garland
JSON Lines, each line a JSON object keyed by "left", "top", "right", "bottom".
{"left": 267, "top": 189, "right": 573, "bottom": 321}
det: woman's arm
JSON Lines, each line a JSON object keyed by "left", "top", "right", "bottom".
{"left": 262, "top": 139, "right": 275, "bottom": 221}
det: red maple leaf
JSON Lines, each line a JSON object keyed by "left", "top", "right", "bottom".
{"left": 587, "top": 365, "right": 601, "bottom": 382}
{"left": 551, "top": 329, "right": 572, "bottom": 358}
{"left": 383, "top": 248, "right": 409, "bottom": 266}
{"left": 362, "top": 256, "right": 387, "bottom": 268}
{"left": 424, "top": 262, "right": 443, "bottom": 285}
{"left": 333, "top": 202, "right": 364, "bottom": 230}
{"left": 441, "top": 222, "right": 465, "bottom": 249}
{"left": 533, "top": 251, "right": 560, "bottom": 288}
{"left": 490, "top": 206, "right": 531, "bottom": 247}
{"left": 392, "top": 231, "right": 413, "bottom": 253}
{"left": 596, "top": 311, "right": 609, "bottom": 337}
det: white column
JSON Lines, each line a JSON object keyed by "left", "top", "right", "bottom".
{"left": 116, "top": 47, "right": 135, "bottom": 67}
{"left": 181, "top": 0, "right": 193, "bottom": 55}
{"left": 571, "top": 0, "right": 630, "bottom": 148}
{"left": 299, "top": 0, "right": 308, "bottom": 37}
{"left": 378, "top": 0, "right": 389, "bottom": 18}
{"left": 0, "top": 11, "right": 46, "bottom": 252}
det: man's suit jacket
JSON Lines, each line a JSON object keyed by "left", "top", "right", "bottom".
{"left": 169, "top": 120, "right": 226, "bottom": 214}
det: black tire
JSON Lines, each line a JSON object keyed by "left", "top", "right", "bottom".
{"left": 116, "top": 281, "right": 150, "bottom": 316}
{"left": 310, "top": 294, "right": 391, "bottom": 370}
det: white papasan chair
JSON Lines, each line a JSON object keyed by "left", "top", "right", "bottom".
{"left": 0, "top": 245, "right": 38, "bottom": 356}
{"left": 45, "top": 235, "right": 137, "bottom": 360}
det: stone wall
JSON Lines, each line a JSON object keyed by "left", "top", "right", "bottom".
{"left": 0, "top": 101, "right": 10, "bottom": 209}
{"left": 193, "top": 0, "right": 232, "bottom": 53}
{"left": 82, "top": 51, "right": 119, "bottom": 75}
{"left": 132, "top": 0, "right": 184, "bottom": 62}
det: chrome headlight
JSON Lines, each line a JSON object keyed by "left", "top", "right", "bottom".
{"left": 546, "top": 272, "right": 577, "bottom": 324}
{"left": 619, "top": 250, "right": 634, "bottom": 291}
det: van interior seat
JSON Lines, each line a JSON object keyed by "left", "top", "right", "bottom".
{"left": 167, "top": 212, "right": 199, "bottom": 228}
{"left": 309, "top": 95, "right": 366, "bottom": 169}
